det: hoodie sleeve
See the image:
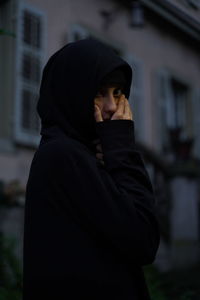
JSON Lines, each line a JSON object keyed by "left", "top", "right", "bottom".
{"left": 96, "top": 119, "right": 160, "bottom": 263}
{"left": 48, "top": 120, "right": 160, "bottom": 266}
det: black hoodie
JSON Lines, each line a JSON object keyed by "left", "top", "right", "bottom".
{"left": 23, "top": 38, "right": 160, "bottom": 300}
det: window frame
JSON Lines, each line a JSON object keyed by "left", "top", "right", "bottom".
{"left": 14, "top": 2, "right": 46, "bottom": 146}
{"left": 156, "top": 68, "right": 195, "bottom": 153}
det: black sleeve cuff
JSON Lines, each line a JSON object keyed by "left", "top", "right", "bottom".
{"left": 95, "top": 119, "right": 135, "bottom": 151}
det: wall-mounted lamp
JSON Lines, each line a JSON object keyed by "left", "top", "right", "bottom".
{"left": 99, "top": 7, "right": 119, "bottom": 31}
{"left": 99, "top": 0, "right": 144, "bottom": 31}
{"left": 130, "top": 0, "right": 144, "bottom": 27}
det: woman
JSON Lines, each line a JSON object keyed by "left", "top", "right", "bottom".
{"left": 23, "top": 38, "right": 160, "bottom": 299}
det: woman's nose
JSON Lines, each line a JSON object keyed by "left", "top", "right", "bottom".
{"left": 103, "top": 94, "right": 117, "bottom": 113}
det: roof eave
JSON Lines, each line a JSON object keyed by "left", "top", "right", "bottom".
{"left": 141, "top": 0, "right": 200, "bottom": 42}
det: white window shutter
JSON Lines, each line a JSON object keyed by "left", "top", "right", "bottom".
{"left": 192, "top": 88, "right": 200, "bottom": 158}
{"left": 14, "top": 3, "right": 46, "bottom": 146}
{"left": 123, "top": 54, "right": 144, "bottom": 142}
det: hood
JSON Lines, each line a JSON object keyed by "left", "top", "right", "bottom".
{"left": 37, "top": 38, "right": 132, "bottom": 148}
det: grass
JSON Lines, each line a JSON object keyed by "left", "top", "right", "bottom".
{"left": 0, "top": 234, "right": 22, "bottom": 300}
{"left": 0, "top": 235, "right": 199, "bottom": 300}
{"left": 144, "top": 264, "right": 200, "bottom": 300}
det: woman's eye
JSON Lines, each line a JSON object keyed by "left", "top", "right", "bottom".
{"left": 96, "top": 88, "right": 106, "bottom": 97}
{"left": 114, "top": 88, "right": 123, "bottom": 97}
{"left": 96, "top": 87, "right": 123, "bottom": 98}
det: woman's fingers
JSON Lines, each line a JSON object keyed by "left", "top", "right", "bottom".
{"left": 94, "top": 104, "right": 103, "bottom": 122}
{"left": 111, "top": 95, "right": 133, "bottom": 121}
{"left": 111, "top": 95, "right": 125, "bottom": 120}
{"left": 96, "top": 143, "right": 102, "bottom": 152}
{"left": 96, "top": 143, "right": 103, "bottom": 159}
{"left": 95, "top": 143, "right": 104, "bottom": 164}
{"left": 124, "top": 98, "right": 133, "bottom": 120}
{"left": 96, "top": 153, "right": 103, "bottom": 160}
{"left": 96, "top": 149, "right": 104, "bottom": 165}
{"left": 94, "top": 95, "right": 133, "bottom": 122}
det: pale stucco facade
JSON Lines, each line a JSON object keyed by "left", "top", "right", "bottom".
{"left": 1, "top": 0, "right": 200, "bottom": 270}
{"left": 0, "top": 0, "right": 200, "bottom": 186}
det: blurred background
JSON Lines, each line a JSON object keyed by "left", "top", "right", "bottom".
{"left": 0, "top": 0, "right": 200, "bottom": 299}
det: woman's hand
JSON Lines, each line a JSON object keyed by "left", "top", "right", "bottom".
{"left": 94, "top": 94, "right": 133, "bottom": 122}
{"left": 93, "top": 94, "right": 133, "bottom": 165}
{"left": 92, "top": 139, "right": 104, "bottom": 165}
{"left": 96, "top": 143, "right": 104, "bottom": 164}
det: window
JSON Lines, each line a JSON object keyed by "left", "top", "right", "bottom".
{"left": 15, "top": 4, "right": 46, "bottom": 146}
{"left": 164, "top": 79, "right": 190, "bottom": 135}
{"left": 157, "top": 70, "right": 195, "bottom": 153}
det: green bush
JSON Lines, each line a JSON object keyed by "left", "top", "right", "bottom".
{"left": 144, "top": 265, "right": 167, "bottom": 300}
{"left": 0, "top": 233, "right": 22, "bottom": 300}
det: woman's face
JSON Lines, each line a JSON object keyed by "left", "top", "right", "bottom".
{"left": 94, "top": 86, "right": 124, "bottom": 121}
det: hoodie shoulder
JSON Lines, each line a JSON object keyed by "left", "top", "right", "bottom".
{"left": 35, "top": 135, "right": 92, "bottom": 168}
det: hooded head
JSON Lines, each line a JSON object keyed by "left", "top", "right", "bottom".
{"left": 37, "top": 38, "right": 132, "bottom": 147}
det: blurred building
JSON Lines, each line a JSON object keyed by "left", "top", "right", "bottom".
{"left": 0, "top": 0, "right": 200, "bottom": 269}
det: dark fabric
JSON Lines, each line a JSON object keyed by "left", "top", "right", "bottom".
{"left": 23, "top": 38, "right": 160, "bottom": 300}
{"left": 36, "top": 38, "right": 132, "bottom": 149}
{"left": 100, "top": 68, "right": 127, "bottom": 88}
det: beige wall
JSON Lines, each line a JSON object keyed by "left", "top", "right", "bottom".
{"left": 26, "top": 0, "right": 200, "bottom": 144}
{"left": 28, "top": 0, "right": 200, "bottom": 146}
{"left": 0, "top": 0, "right": 200, "bottom": 185}
{"left": 0, "top": 150, "right": 33, "bottom": 185}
